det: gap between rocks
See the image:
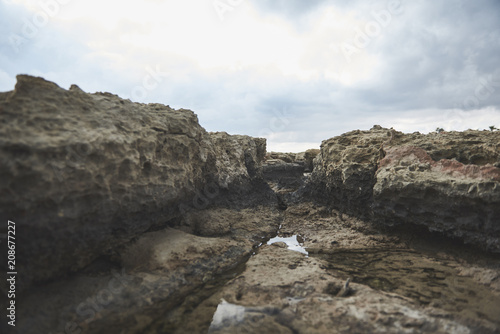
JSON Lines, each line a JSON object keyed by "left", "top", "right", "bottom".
{"left": 3, "top": 77, "right": 499, "bottom": 334}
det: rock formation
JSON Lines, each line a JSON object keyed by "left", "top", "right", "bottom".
{"left": 310, "top": 125, "right": 500, "bottom": 252}
{"left": 265, "top": 149, "right": 320, "bottom": 172}
{"left": 262, "top": 149, "right": 320, "bottom": 199}
{"left": 1, "top": 77, "right": 499, "bottom": 334}
{"left": 0, "top": 75, "right": 270, "bottom": 293}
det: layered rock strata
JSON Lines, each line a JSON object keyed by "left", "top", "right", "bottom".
{"left": 266, "top": 149, "right": 320, "bottom": 172}
{"left": 0, "top": 75, "right": 268, "bottom": 292}
{"left": 2, "top": 76, "right": 500, "bottom": 334}
{"left": 262, "top": 159, "right": 305, "bottom": 192}
{"left": 262, "top": 149, "right": 320, "bottom": 198}
{"left": 310, "top": 125, "right": 500, "bottom": 252}
{"left": 167, "top": 203, "right": 500, "bottom": 333}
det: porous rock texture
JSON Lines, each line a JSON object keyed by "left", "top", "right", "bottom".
{"left": 209, "top": 131, "right": 266, "bottom": 189}
{"left": 266, "top": 149, "right": 320, "bottom": 172}
{"left": 310, "top": 125, "right": 500, "bottom": 252}
{"left": 262, "top": 159, "right": 305, "bottom": 192}
{"left": 2, "top": 76, "right": 500, "bottom": 334}
{"left": 262, "top": 149, "right": 320, "bottom": 199}
{"left": 171, "top": 203, "right": 500, "bottom": 333}
{"left": 0, "top": 75, "right": 268, "bottom": 292}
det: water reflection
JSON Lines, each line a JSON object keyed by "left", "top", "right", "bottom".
{"left": 209, "top": 299, "right": 246, "bottom": 331}
{"left": 267, "top": 235, "right": 308, "bottom": 255}
{"left": 313, "top": 248, "right": 500, "bottom": 325}
{"left": 208, "top": 298, "right": 286, "bottom": 333}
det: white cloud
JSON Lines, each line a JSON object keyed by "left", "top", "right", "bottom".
{"left": 0, "top": 68, "right": 15, "bottom": 91}
{"left": 268, "top": 141, "right": 320, "bottom": 153}
{"left": 1, "top": 0, "right": 500, "bottom": 152}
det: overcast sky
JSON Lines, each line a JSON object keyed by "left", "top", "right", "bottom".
{"left": 1, "top": 0, "right": 500, "bottom": 152}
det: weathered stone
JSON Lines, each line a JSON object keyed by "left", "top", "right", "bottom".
{"left": 206, "top": 247, "right": 477, "bottom": 334}
{"left": 265, "top": 149, "right": 319, "bottom": 173}
{"left": 265, "top": 152, "right": 298, "bottom": 163}
{"left": 310, "top": 126, "right": 500, "bottom": 252}
{"left": 209, "top": 132, "right": 267, "bottom": 189}
{"left": 181, "top": 206, "right": 281, "bottom": 242}
{"left": 0, "top": 75, "right": 267, "bottom": 292}
{"left": 187, "top": 203, "right": 500, "bottom": 334}
{"left": 16, "top": 228, "right": 254, "bottom": 334}
{"left": 297, "top": 148, "right": 321, "bottom": 172}
{"left": 262, "top": 150, "right": 319, "bottom": 196}
{"left": 262, "top": 160, "right": 306, "bottom": 201}
{"left": 262, "top": 160, "right": 305, "bottom": 179}
{"left": 374, "top": 145, "right": 500, "bottom": 251}
{"left": 3, "top": 77, "right": 500, "bottom": 334}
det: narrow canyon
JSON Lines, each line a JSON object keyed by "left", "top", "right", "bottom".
{"left": 1, "top": 75, "right": 499, "bottom": 333}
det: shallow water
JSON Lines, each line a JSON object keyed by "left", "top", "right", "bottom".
{"left": 267, "top": 234, "right": 308, "bottom": 255}
{"left": 209, "top": 299, "right": 246, "bottom": 330}
{"left": 312, "top": 248, "right": 500, "bottom": 326}
{"left": 158, "top": 244, "right": 500, "bottom": 332}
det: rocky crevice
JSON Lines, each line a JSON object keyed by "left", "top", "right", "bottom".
{"left": 1, "top": 76, "right": 499, "bottom": 333}
{"left": 0, "top": 75, "right": 271, "bottom": 293}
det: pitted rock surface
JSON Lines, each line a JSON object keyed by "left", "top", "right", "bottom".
{"left": 310, "top": 126, "right": 500, "bottom": 252}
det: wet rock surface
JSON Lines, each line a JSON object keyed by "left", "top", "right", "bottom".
{"left": 168, "top": 203, "right": 500, "bottom": 334}
{"left": 14, "top": 205, "right": 282, "bottom": 334}
{"left": 1, "top": 77, "right": 499, "bottom": 333}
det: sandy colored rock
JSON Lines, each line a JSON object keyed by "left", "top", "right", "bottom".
{"left": 310, "top": 126, "right": 500, "bottom": 252}
{"left": 182, "top": 206, "right": 281, "bottom": 241}
{"left": 206, "top": 245, "right": 497, "bottom": 334}
{"left": 265, "top": 149, "right": 319, "bottom": 172}
{"left": 0, "top": 75, "right": 266, "bottom": 291}
{"left": 3, "top": 77, "right": 500, "bottom": 334}
{"left": 210, "top": 132, "right": 266, "bottom": 189}
{"left": 374, "top": 145, "right": 500, "bottom": 251}
{"left": 195, "top": 203, "right": 500, "bottom": 334}
{"left": 16, "top": 228, "right": 254, "bottom": 334}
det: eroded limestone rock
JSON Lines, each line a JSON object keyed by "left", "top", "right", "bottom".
{"left": 174, "top": 203, "right": 500, "bottom": 333}
{"left": 0, "top": 75, "right": 267, "bottom": 292}
{"left": 310, "top": 126, "right": 500, "bottom": 252}
{"left": 3, "top": 77, "right": 500, "bottom": 334}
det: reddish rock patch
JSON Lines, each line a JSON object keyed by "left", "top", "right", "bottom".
{"left": 380, "top": 146, "right": 434, "bottom": 167}
{"left": 381, "top": 146, "right": 500, "bottom": 182}
{"left": 433, "top": 159, "right": 500, "bottom": 182}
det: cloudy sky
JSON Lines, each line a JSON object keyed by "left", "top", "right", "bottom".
{"left": 1, "top": 0, "right": 499, "bottom": 152}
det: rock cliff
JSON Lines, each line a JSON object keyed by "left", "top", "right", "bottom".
{"left": 1, "top": 77, "right": 499, "bottom": 334}
{"left": 310, "top": 125, "right": 500, "bottom": 252}
{"left": 262, "top": 149, "right": 320, "bottom": 199}
{"left": 265, "top": 149, "right": 320, "bottom": 172}
{"left": 0, "top": 75, "right": 269, "bottom": 292}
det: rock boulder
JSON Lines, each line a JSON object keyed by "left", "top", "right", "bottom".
{"left": 310, "top": 126, "right": 500, "bottom": 252}
{"left": 0, "top": 75, "right": 267, "bottom": 292}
